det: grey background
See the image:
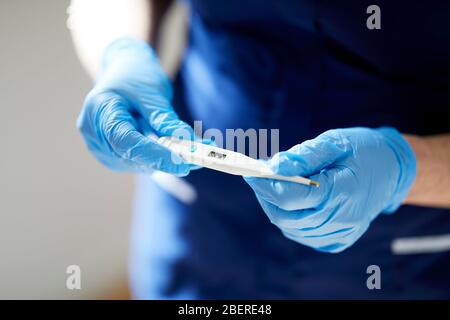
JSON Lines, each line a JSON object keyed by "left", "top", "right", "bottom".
{"left": 0, "top": 0, "right": 133, "bottom": 298}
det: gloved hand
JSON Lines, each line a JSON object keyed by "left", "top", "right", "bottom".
{"left": 77, "top": 38, "right": 195, "bottom": 176}
{"left": 244, "top": 127, "right": 416, "bottom": 253}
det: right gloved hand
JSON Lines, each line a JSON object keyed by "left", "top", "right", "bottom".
{"left": 77, "top": 38, "right": 195, "bottom": 176}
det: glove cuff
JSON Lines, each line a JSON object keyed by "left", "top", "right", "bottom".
{"left": 98, "top": 37, "right": 173, "bottom": 100}
{"left": 377, "top": 127, "right": 417, "bottom": 213}
{"left": 101, "top": 37, "right": 157, "bottom": 71}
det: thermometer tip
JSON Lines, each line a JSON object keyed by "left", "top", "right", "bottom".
{"left": 310, "top": 180, "right": 320, "bottom": 187}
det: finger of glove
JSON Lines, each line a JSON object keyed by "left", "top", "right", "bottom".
{"left": 253, "top": 195, "right": 322, "bottom": 229}
{"left": 136, "top": 111, "right": 203, "bottom": 171}
{"left": 148, "top": 108, "right": 195, "bottom": 141}
{"left": 267, "top": 131, "right": 352, "bottom": 177}
{"left": 99, "top": 95, "right": 191, "bottom": 176}
{"left": 244, "top": 172, "right": 330, "bottom": 211}
{"left": 253, "top": 193, "right": 347, "bottom": 233}
{"left": 281, "top": 229, "right": 349, "bottom": 253}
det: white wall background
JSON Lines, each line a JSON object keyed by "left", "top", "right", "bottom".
{"left": 0, "top": 0, "right": 134, "bottom": 299}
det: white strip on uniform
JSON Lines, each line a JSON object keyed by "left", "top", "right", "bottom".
{"left": 391, "top": 234, "right": 450, "bottom": 255}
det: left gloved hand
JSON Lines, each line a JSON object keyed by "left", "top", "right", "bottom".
{"left": 77, "top": 38, "right": 196, "bottom": 176}
{"left": 244, "top": 127, "right": 416, "bottom": 253}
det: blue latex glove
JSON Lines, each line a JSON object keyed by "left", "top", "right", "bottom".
{"left": 77, "top": 38, "right": 195, "bottom": 176}
{"left": 244, "top": 127, "right": 416, "bottom": 253}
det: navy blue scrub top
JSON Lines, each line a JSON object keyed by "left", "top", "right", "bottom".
{"left": 130, "top": 0, "right": 450, "bottom": 299}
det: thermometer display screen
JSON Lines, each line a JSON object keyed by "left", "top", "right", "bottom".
{"left": 208, "top": 151, "right": 227, "bottom": 160}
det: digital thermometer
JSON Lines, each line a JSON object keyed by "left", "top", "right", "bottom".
{"left": 157, "top": 136, "right": 319, "bottom": 187}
